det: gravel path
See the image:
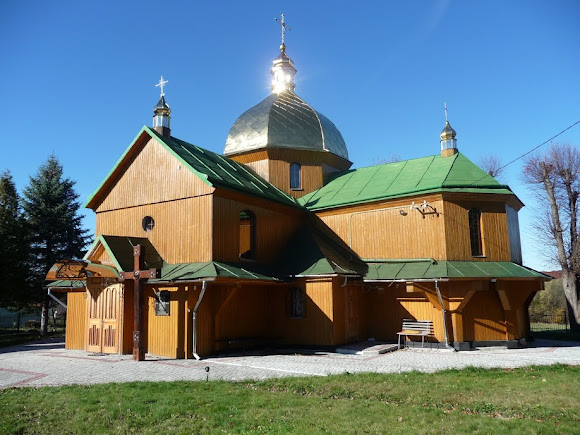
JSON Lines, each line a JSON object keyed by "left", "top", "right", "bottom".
{"left": 1, "top": 338, "right": 578, "bottom": 388}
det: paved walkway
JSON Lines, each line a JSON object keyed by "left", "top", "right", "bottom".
{"left": 1, "top": 338, "right": 579, "bottom": 389}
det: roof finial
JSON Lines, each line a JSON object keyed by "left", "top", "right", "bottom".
{"left": 440, "top": 102, "right": 457, "bottom": 157}
{"left": 275, "top": 13, "right": 291, "bottom": 51}
{"left": 156, "top": 75, "right": 168, "bottom": 97}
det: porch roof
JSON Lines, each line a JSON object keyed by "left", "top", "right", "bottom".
{"left": 364, "top": 260, "right": 551, "bottom": 281}
{"left": 149, "top": 261, "right": 280, "bottom": 283}
{"left": 47, "top": 280, "right": 86, "bottom": 289}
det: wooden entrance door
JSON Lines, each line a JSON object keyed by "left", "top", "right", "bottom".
{"left": 86, "top": 284, "right": 121, "bottom": 354}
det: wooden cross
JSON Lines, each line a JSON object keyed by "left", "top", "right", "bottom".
{"left": 119, "top": 245, "right": 159, "bottom": 361}
{"left": 275, "top": 13, "right": 291, "bottom": 46}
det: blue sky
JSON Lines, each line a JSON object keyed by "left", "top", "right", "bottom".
{"left": 1, "top": 1, "right": 579, "bottom": 271}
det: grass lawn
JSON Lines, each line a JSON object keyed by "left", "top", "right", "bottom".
{"left": 1, "top": 365, "right": 578, "bottom": 434}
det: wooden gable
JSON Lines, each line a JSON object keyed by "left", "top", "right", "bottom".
{"left": 87, "top": 129, "right": 214, "bottom": 213}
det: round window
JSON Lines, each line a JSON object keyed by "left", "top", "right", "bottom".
{"left": 142, "top": 216, "right": 155, "bottom": 232}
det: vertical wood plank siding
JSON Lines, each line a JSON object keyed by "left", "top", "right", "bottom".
{"left": 317, "top": 196, "right": 447, "bottom": 259}
{"left": 229, "top": 149, "right": 351, "bottom": 198}
{"left": 317, "top": 194, "right": 513, "bottom": 262}
{"left": 269, "top": 279, "right": 335, "bottom": 346}
{"left": 212, "top": 196, "right": 302, "bottom": 263}
{"left": 94, "top": 137, "right": 213, "bottom": 213}
{"left": 65, "top": 291, "right": 86, "bottom": 350}
{"left": 96, "top": 196, "right": 213, "bottom": 263}
{"left": 442, "top": 198, "right": 511, "bottom": 261}
{"left": 145, "top": 285, "right": 190, "bottom": 359}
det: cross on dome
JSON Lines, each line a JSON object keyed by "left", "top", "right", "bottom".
{"left": 444, "top": 102, "right": 448, "bottom": 122}
{"left": 275, "top": 13, "right": 291, "bottom": 49}
{"left": 156, "top": 75, "right": 168, "bottom": 97}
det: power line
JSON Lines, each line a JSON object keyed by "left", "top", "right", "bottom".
{"left": 451, "top": 118, "right": 580, "bottom": 193}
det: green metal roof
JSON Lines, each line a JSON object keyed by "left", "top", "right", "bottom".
{"left": 299, "top": 153, "right": 516, "bottom": 211}
{"left": 364, "top": 260, "right": 550, "bottom": 281}
{"left": 85, "top": 126, "right": 298, "bottom": 209}
{"left": 275, "top": 216, "right": 368, "bottom": 277}
{"left": 47, "top": 280, "right": 86, "bottom": 288}
{"left": 85, "top": 235, "right": 163, "bottom": 272}
{"left": 149, "top": 261, "right": 279, "bottom": 283}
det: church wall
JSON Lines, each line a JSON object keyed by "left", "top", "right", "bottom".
{"left": 212, "top": 195, "right": 302, "bottom": 263}
{"left": 460, "top": 289, "right": 506, "bottom": 341}
{"left": 95, "top": 195, "right": 213, "bottom": 263}
{"left": 229, "top": 148, "right": 351, "bottom": 198}
{"left": 243, "top": 159, "right": 270, "bottom": 181}
{"left": 65, "top": 291, "right": 87, "bottom": 350}
{"left": 145, "top": 284, "right": 192, "bottom": 359}
{"left": 442, "top": 198, "right": 511, "bottom": 261}
{"left": 94, "top": 137, "right": 214, "bottom": 213}
{"left": 316, "top": 195, "right": 447, "bottom": 260}
{"left": 268, "top": 278, "right": 335, "bottom": 346}
{"left": 269, "top": 159, "right": 323, "bottom": 199}
{"left": 212, "top": 284, "right": 271, "bottom": 352}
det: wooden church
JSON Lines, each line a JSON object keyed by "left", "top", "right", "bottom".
{"left": 48, "top": 18, "right": 547, "bottom": 359}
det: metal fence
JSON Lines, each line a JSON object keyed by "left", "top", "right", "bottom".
{"left": 529, "top": 312, "right": 569, "bottom": 331}
{"left": 0, "top": 313, "right": 65, "bottom": 331}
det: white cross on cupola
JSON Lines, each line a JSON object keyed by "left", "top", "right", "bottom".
{"left": 156, "top": 75, "right": 168, "bottom": 97}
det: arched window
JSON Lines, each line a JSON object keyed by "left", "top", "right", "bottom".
{"left": 290, "top": 163, "right": 301, "bottom": 190}
{"left": 468, "top": 208, "right": 483, "bottom": 256}
{"left": 239, "top": 210, "right": 255, "bottom": 260}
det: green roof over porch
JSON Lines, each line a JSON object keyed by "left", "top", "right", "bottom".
{"left": 364, "top": 260, "right": 550, "bottom": 281}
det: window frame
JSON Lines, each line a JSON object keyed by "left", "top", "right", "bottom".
{"left": 155, "top": 290, "right": 170, "bottom": 316}
{"left": 142, "top": 216, "right": 155, "bottom": 232}
{"left": 468, "top": 208, "right": 484, "bottom": 257}
{"left": 239, "top": 210, "right": 256, "bottom": 260}
{"left": 289, "top": 162, "right": 302, "bottom": 190}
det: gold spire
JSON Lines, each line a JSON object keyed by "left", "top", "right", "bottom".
{"left": 271, "top": 14, "right": 297, "bottom": 94}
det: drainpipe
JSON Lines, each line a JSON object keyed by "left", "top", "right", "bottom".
{"left": 47, "top": 288, "right": 68, "bottom": 311}
{"left": 435, "top": 280, "right": 456, "bottom": 351}
{"left": 192, "top": 281, "right": 208, "bottom": 360}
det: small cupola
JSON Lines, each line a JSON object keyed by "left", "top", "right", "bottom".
{"left": 440, "top": 103, "right": 457, "bottom": 157}
{"left": 153, "top": 75, "right": 171, "bottom": 137}
{"left": 271, "top": 14, "right": 297, "bottom": 94}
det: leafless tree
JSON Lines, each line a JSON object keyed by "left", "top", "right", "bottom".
{"left": 479, "top": 154, "right": 505, "bottom": 181}
{"left": 371, "top": 153, "right": 401, "bottom": 165}
{"left": 523, "top": 143, "right": 580, "bottom": 331}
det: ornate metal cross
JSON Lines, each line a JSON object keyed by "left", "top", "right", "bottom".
{"left": 444, "top": 102, "right": 448, "bottom": 122}
{"left": 275, "top": 13, "right": 291, "bottom": 46}
{"left": 156, "top": 75, "right": 168, "bottom": 97}
{"left": 119, "top": 245, "right": 159, "bottom": 361}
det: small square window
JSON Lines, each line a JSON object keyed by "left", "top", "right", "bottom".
{"left": 155, "top": 291, "right": 170, "bottom": 316}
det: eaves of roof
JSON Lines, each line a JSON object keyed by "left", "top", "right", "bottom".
{"left": 364, "top": 260, "right": 551, "bottom": 281}
{"left": 299, "top": 153, "right": 519, "bottom": 211}
{"left": 84, "top": 126, "right": 300, "bottom": 210}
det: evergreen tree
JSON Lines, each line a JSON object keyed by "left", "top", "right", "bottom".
{"left": 0, "top": 170, "right": 30, "bottom": 308}
{"left": 22, "top": 156, "right": 91, "bottom": 332}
